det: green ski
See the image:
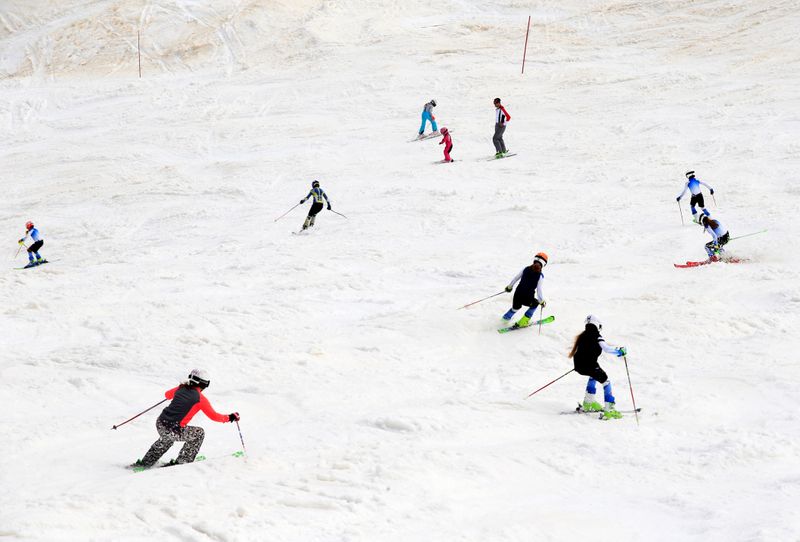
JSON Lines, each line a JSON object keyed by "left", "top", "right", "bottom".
{"left": 498, "top": 315, "right": 555, "bottom": 334}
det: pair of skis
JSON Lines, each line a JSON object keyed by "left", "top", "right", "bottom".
{"left": 497, "top": 315, "right": 554, "bottom": 334}
{"left": 130, "top": 451, "right": 245, "bottom": 473}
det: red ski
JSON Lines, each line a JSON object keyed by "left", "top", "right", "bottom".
{"left": 674, "top": 257, "right": 745, "bottom": 268}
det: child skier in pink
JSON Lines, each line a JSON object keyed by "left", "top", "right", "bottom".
{"left": 439, "top": 127, "right": 453, "bottom": 162}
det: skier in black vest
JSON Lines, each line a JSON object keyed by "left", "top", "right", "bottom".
{"left": 502, "top": 252, "right": 547, "bottom": 327}
{"left": 131, "top": 369, "right": 239, "bottom": 469}
{"left": 569, "top": 315, "right": 627, "bottom": 419}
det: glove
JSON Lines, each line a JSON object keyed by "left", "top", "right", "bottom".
{"left": 710, "top": 189, "right": 715, "bottom": 195}
{"left": 504, "top": 285, "right": 513, "bottom": 293}
{"left": 539, "top": 300, "right": 547, "bottom": 308}
{"left": 300, "top": 199, "right": 305, "bottom": 204}
{"left": 228, "top": 412, "right": 240, "bottom": 422}
{"left": 616, "top": 347, "right": 627, "bottom": 357}
{"left": 327, "top": 205, "right": 332, "bottom": 211}
{"left": 676, "top": 196, "right": 681, "bottom": 202}
{"left": 18, "top": 239, "right": 24, "bottom": 245}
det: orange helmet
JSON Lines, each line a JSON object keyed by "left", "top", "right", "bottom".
{"left": 25, "top": 221, "right": 34, "bottom": 231}
{"left": 534, "top": 252, "right": 548, "bottom": 267}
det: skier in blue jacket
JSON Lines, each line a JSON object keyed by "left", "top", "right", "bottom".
{"left": 677, "top": 170, "right": 715, "bottom": 223}
{"left": 418, "top": 99, "right": 439, "bottom": 138}
{"left": 700, "top": 214, "right": 730, "bottom": 260}
{"left": 18, "top": 221, "right": 46, "bottom": 267}
{"left": 300, "top": 180, "right": 331, "bottom": 230}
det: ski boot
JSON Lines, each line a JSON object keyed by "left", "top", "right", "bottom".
{"left": 515, "top": 315, "right": 531, "bottom": 328}
{"left": 581, "top": 393, "right": 604, "bottom": 412}
{"left": 601, "top": 403, "right": 623, "bottom": 420}
{"left": 130, "top": 459, "right": 150, "bottom": 472}
{"left": 495, "top": 152, "right": 503, "bottom": 159}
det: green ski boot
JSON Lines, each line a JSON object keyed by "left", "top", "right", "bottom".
{"left": 582, "top": 401, "right": 604, "bottom": 412}
{"left": 601, "top": 403, "right": 623, "bottom": 420}
{"left": 516, "top": 315, "right": 531, "bottom": 327}
{"left": 495, "top": 152, "right": 503, "bottom": 159}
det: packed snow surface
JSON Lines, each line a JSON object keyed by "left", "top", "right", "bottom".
{"left": 1, "top": 1, "right": 799, "bottom": 540}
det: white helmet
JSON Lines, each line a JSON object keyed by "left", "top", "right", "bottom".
{"left": 584, "top": 315, "right": 602, "bottom": 330}
{"left": 188, "top": 368, "right": 210, "bottom": 389}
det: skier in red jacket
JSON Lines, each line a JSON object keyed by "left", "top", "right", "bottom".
{"left": 439, "top": 127, "right": 454, "bottom": 162}
{"left": 493, "top": 97, "right": 511, "bottom": 158}
{"left": 132, "top": 369, "right": 239, "bottom": 468}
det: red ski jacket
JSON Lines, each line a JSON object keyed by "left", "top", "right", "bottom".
{"left": 159, "top": 385, "right": 229, "bottom": 427}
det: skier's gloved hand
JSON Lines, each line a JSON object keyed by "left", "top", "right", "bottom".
{"left": 228, "top": 412, "right": 240, "bottom": 422}
{"left": 327, "top": 204, "right": 332, "bottom": 210}
{"left": 504, "top": 286, "right": 513, "bottom": 293}
{"left": 300, "top": 199, "right": 305, "bottom": 204}
{"left": 539, "top": 300, "right": 547, "bottom": 308}
{"left": 616, "top": 347, "right": 627, "bottom": 357}
{"left": 710, "top": 189, "right": 715, "bottom": 195}
{"left": 18, "top": 239, "right": 24, "bottom": 244}
{"left": 676, "top": 196, "right": 681, "bottom": 202}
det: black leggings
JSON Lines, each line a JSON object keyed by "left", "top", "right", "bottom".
{"left": 28, "top": 240, "right": 43, "bottom": 254}
{"left": 307, "top": 202, "right": 323, "bottom": 217}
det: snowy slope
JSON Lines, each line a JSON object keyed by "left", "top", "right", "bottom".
{"left": 1, "top": 1, "right": 799, "bottom": 541}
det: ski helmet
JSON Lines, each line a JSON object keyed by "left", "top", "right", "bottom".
{"left": 534, "top": 252, "right": 548, "bottom": 267}
{"left": 430, "top": 99, "right": 437, "bottom": 107}
{"left": 440, "top": 127, "right": 448, "bottom": 135}
{"left": 494, "top": 97, "right": 501, "bottom": 105}
{"left": 312, "top": 180, "right": 320, "bottom": 188}
{"left": 584, "top": 315, "right": 602, "bottom": 330}
{"left": 685, "top": 170, "right": 695, "bottom": 179}
{"left": 25, "top": 221, "right": 34, "bottom": 231}
{"left": 188, "top": 368, "right": 210, "bottom": 389}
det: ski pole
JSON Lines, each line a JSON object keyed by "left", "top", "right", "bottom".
{"left": 330, "top": 210, "right": 348, "bottom": 219}
{"left": 729, "top": 229, "right": 767, "bottom": 242}
{"left": 712, "top": 193, "right": 717, "bottom": 207}
{"left": 111, "top": 398, "right": 168, "bottom": 430}
{"left": 457, "top": 290, "right": 505, "bottom": 310}
{"left": 623, "top": 356, "right": 639, "bottom": 426}
{"left": 235, "top": 420, "right": 247, "bottom": 456}
{"left": 677, "top": 201, "right": 684, "bottom": 225}
{"left": 14, "top": 243, "right": 25, "bottom": 258}
{"left": 526, "top": 369, "right": 574, "bottom": 398}
{"left": 538, "top": 305, "right": 544, "bottom": 336}
{"left": 274, "top": 202, "right": 302, "bottom": 222}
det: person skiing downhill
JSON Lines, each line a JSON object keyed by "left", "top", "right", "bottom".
{"left": 677, "top": 170, "right": 715, "bottom": 223}
{"left": 418, "top": 99, "right": 438, "bottom": 137}
{"left": 132, "top": 369, "right": 239, "bottom": 469}
{"left": 569, "top": 315, "right": 627, "bottom": 419}
{"left": 492, "top": 97, "right": 511, "bottom": 158}
{"left": 439, "top": 127, "right": 453, "bottom": 162}
{"left": 18, "top": 221, "right": 46, "bottom": 268}
{"left": 300, "top": 180, "right": 331, "bottom": 230}
{"left": 700, "top": 214, "right": 730, "bottom": 260}
{"left": 502, "top": 252, "right": 547, "bottom": 328}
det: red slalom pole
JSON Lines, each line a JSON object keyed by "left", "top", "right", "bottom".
{"left": 526, "top": 369, "right": 574, "bottom": 398}
{"left": 521, "top": 15, "right": 531, "bottom": 74}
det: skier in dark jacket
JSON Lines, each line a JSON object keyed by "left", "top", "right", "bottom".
{"left": 569, "top": 315, "right": 627, "bottom": 419}
{"left": 300, "top": 180, "right": 331, "bottom": 230}
{"left": 502, "top": 252, "right": 548, "bottom": 328}
{"left": 132, "top": 369, "right": 239, "bottom": 468}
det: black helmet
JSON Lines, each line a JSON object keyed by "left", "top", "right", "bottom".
{"left": 430, "top": 99, "right": 436, "bottom": 107}
{"left": 685, "top": 170, "right": 695, "bottom": 179}
{"left": 188, "top": 369, "right": 210, "bottom": 389}
{"left": 312, "top": 180, "right": 320, "bottom": 188}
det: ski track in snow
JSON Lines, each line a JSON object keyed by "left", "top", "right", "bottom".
{"left": 1, "top": 0, "right": 799, "bottom": 540}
